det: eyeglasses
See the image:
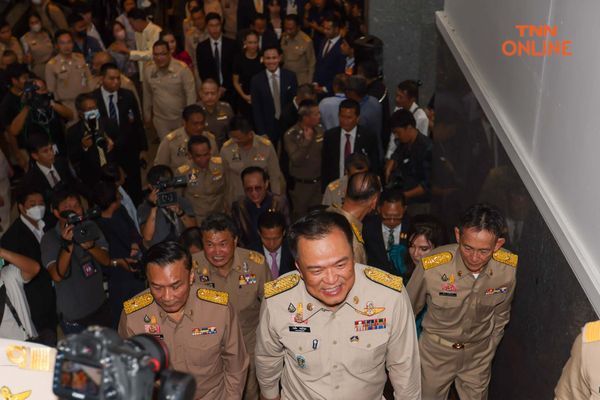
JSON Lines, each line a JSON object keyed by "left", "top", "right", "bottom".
{"left": 244, "top": 186, "right": 265, "bottom": 193}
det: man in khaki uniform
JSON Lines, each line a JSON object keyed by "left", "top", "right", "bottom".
{"left": 198, "top": 79, "right": 234, "bottom": 149}
{"left": 0, "top": 21, "right": 23, "bottom": 64}
{"left": 283, "top": 100, "right": 324, "bottom": 219}
{"left": 220, "top": 116, "right": 284, "bottom": 207}
{"left": 177, "top": 135, "right": 226, "bottom": 223}
{"left": 184, "top": 6, "right": 207, "bottom": 87}
{"left": 281, "top": 14, "right": 315, "bottom": 85}
{"left": 45, "top": 30, "right": 93, "bottom": 117}
{"left": 154, "top": 104, "right": 218, "bottom": 171}
{"left": 119, "top": 241, "right": 249, "bottom": 399}
{"left": 143, "top": 40, "right": 196, "bottom": 139}
{"left": 90, "top": 51, "right": 141, "bottom": 112}
{"left": 326, "top": 172, "right": 380, "bottom": 265}
{"left": 193, "top": 213, "right": 272, "bottom": 400}
{"left": 322, "top": 152, "right": 370, "bottom": 206}
{"left": 407, "top": 203, "right": 517, "bottom": 400}
{"left": 33, "top": 0, "right": 68, "bottom": 35}
{"left": 555, "top": 320, "right": 600, "bottom": 399}
{"left": 255, "top": 210, "right": 420, "bottom": 400}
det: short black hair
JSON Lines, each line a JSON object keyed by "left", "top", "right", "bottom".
{"left": 127, "top": 8, "right": 148, "bottom": 21}
{"left": 16, "top": 186, "right": 43, "bottom": 206}
{"left": 75, "top": 92, "right": 96, "bottom": 111}
{"left": 397, "top": 79, "right": 421, "bottom": 100}
{"left": 458, "top": 203, "right": 506, "bottom": 239}
{"left": 190, "top": 6, "right": 204, "bottom": 15}
{"left": 54, "top": 29, "right": 72, "bottom": 42}
{"left": 92, "top": 180, "right": 118, "bottom": 211}
{"left": 288, "top": 210, "right": 353, "bottom": 260}
{"left": 390, "top": 109, "right": 416, "bottom": 129}
{"left": 187, "top": 134, "right": 211, "bottom": 152}
{"left": 332, "top": 74, "right": 347, "bottom": 92}
{"left": 6, "top": 63, "right": 30, "bottom": 81}
{"left": 357, "top": 59, "right": 379, "bottom": 79}
{"left": 339, "top": 98, "right": 360, "bottom": 116}
{"left": 258, "top": 210, "right": 287, "bottom": 232}
{"left": 0, "top": 19, "right": 10, "bottom": 30}
{"left": 179, "top": 227, "right": 203, "bottom": 251}
{"left": 67, "top": 12, "right": 85, "bottom": 26}
{"left": 74, "top": 3, "right": 92, "bottom": 14}
{"left": 298, "top": 99, "right": 318, "bottom": 118}
{"left": 26, "top": 132, "right": 52, "bottom": 154}
{"left": 144, "top": 241, "right": 192, "bottom": 271}
{"left": 344, "top": 152, "right": 369, "bottom": 172}
{"left": 205, "top": 12, "right": 222, "bottom": 24}
{"left": 346, "top": 75, "right": 368, "bottom": 98}
{"left": 229, "top": 115, "right": 253, "bottom": 133}
{"left": 379, "top": 188, "right": 406, "bottom": 207}
{"left": 201, "top": 78, "right": 220, "bottom": 89}
{"left": 100, "top": 62, "right": 120, "bottom": 76}
{"left": 346, "top": 171, "right": 381, "bottom": 202}
{"left": 152, "top": 39, "right": 169, "bottom": 51}
{"left": 284, "top": 14, "right": 300, "bottom": 25}
{"left": 407, "top": 214, "right": 446, "bottom": 249}
{"left": 182, "top": 104, "right": 206, "bottom": 121}
{"left": 147, "top": 165, "right": 173, "bottom": 185}
{"left": 252, "top": 14, "right": 267, "bottom": 23}
{"left": 241, "top": 166, "right": 268, "bottom": 183}
{"left": 199, "top": 212, "right": 239, "bottom": 238}
{"left": 100, "top": 162, "right": 122, "bottom": 183}
{"left": 297, "top": 83, "right": 316, "bottom": 99}
{"left": 51, "top": 189, "right": 81, "bottom": 211}
{"left": 262, "top": 45, "right": 282, "bottom": 55}
{"left": 323, "top": 15, "right": 341, "bottom": 29}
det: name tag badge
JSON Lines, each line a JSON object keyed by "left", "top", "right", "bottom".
{"left": 81, "top": 262, "right": 97, "bottom": 278}
{"left": 439, "top": 291, "right": 457, "bottom": 297}
{"left": 289, "top": 326, "right": 311, "bottom": 333}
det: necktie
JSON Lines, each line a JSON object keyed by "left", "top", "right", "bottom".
{"left": 49, "top": 169, "right": 59, "bottom": 187}
{"left": 108, "top": 94, "right": 117, "bottom": 124}
{"left": 269, "top": 251, "right": 279, "bottom": 279}
{"left": 214, "top": 41, "right": 221, "bottom": 84}
{"left": 322, "top": 40, "right": 332, "bottom": 57}
{"left": 387, "top": 227, "right": 395, "bottom": 250}
{"left": 344, "top": 133, "right": 352, "bottom": 159}
{"left": 271, "top": 72, "right": 281, "bottom": 119}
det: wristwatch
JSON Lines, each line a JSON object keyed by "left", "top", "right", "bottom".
{"left": 111, "top": 259, "right": 118, "bottom": 268}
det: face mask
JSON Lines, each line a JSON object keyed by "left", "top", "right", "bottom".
{"left": 32, "top": 0, "right": 42, "bottom": 4}
{"left": 30, "top": 23, "right": 42, "bottom": 33}
{"left": 114, "top": 30, "right": 126, "bottom": 41}
{"left": 84, "top": 109, "right": 100, "bottom": 120}
{"left": 26, "top": 205, "right": 46, "bottom": 221}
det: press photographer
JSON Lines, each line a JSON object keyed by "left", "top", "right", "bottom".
{"left": 66, "top": 92, "right": 118, "bottom": 198}
{"left": 1, "top": 63, "right": 74, "bottom": 168}
{"left": 41, "top": 189, "right": 112, "bottom": 334}
{"left": 138, "top": 165, "right": 196, "bottom": 247}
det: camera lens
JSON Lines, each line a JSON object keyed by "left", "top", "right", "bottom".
{"left": 129, "top": 334, "right": 169, "bottom": 373}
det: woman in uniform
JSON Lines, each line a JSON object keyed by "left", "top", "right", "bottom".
{"left": 20, "top": 13, "right": 54, "bottom": 79}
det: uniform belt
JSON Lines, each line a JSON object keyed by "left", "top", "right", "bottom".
{"left": 293, "top": 176, "right": 321, "bottom": 184}
{"left": 427, "top": 332, "right": 466, "bottom": 349}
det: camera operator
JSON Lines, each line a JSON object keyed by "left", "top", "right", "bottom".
{"left": 41, "top": 189, "right": 112, "bottom": 334}
{"left": 138, "top": 165, "right": 196, "bottom": 247}
{"left": 93, "top": 180, "right": 145, "bottom": 329}
{"left": 1, "top": 64, "right": 73, "bottom": 168}
{"left": 66, "top": 92, "right": 117, "bottom": 198}
{"left": 0, "top": 247, "right": 40, "bottom": 341}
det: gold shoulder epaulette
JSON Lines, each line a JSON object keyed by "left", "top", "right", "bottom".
{"left": 364, "top": 267, "right": 403, "bottom": 292}
{"left": 328, "top": 180, "right": 340, "bottom": 191}
{"left": 493, "top": 250, "right": 518, "bottom": 268}
{"left": 48, "top": 57, "right": 56, "bottom": 65}
{"left": 166, "top": 131, "right": 176, "bottom": 141}
{"left": 177, "top": 164, "right": 190, "bottom": 174}
{"left": 249, "top": 251, "right": 265, "bottom": 264}
{"left": 123, "top": 292, "right": 154, "bottom": 315}
{"left": 264, "top": 274, "right": 300, "bottom": 298}
{"left": 223, "top": 138, "right": 233, "bottom": 147}
{"left": 302, "top": 33, "right": 311, "bottom": 42}
{"left": 583, "top": 321, "right": 600, "bottom": 343}
{"left": 259, "top": 135, "right": 272, "bottom": 146}
{"left": 350, "top": 222, "right": 364, "bottom": 244}
{"left": 210, "top": 156, "right": 222, "bottom": 164}
{"left": 422, "top": 252, "right": 452, "bottom": 270}
{"left": 197, "top": 288, "right": 229, "bottom": 306}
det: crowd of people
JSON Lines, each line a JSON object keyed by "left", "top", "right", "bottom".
{"left": 0, "top": 1, "right": 568, "bottom": 400}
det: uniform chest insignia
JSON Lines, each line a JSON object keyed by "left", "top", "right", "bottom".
{"left": 492, "top": 250, "right": 518, "bottom": 268}
{"left": 249, "top": 251, "right": 265, "bottom": 265}
{"left": 328, "top": 180, "right": 340, "bottom": 191}
{"left": 166, "top": 131, "right": 176, "bottom": 141}
{"left": 177, "top": 164, "right": 190, "bottom": 174}
{"left": 264, "top": 274, "right": 301, "bottom": 298}
{"left": 583, "top": 320, "right": 600, "bottom": 343}
{"left": 259, "top": 136, "right": 272, "bottom": 146}
{"left": 210, "top": 156, "right": 222, "bottom": 164}
{"left": 223, "top": 139, "right": 233, "bottom": 147}
{"left": 0, "top": 386, "right": 31, "bottom": 400}
{"left": 197, "top": 288, "right": 229, "bottom": 306}
{"left": 364, "top": 267, "right": 403, "bottom": 292}
{"left": 123, "top": 292, "right": 154, "bottom": 315}
{"left": 422, "top": 252, "right": 453, "bottom": 270}
{"left": 350, "top": 222, "right": 364, "bottom": 244}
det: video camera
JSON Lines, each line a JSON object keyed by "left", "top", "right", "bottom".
{"left": 60, "top": 208, "right": 101, "bottom": 244}
{"left": 23, "top": 79, "right": 53, "bottom": 110}
{"left": 153, "top": 176, "right": 187, "bottom": 207}
{"left": 53, "top": 326, "right": 195, "bottom": 400}
{"left": 83, "top": 109, "right": 108, "bottom": 152}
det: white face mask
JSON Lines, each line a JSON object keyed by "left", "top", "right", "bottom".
{"left": 32, "top": 0, "right": 42, "bottom": 5}
{"left": 30, "top": 23, "right": 42, "bottom": 33}
{"left": 114, "top": 30, "right": 126, "bottom": 41}
{"left": 26, "top": 205, "right": 46, "bottom": 221}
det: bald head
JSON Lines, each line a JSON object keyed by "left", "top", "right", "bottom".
{"left": 346, "top": 172, "right": 381, "bottom": 203}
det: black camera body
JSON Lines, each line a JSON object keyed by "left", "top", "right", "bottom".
{"left": 154, "top": 176, "right": 187, "bottom": 207}
{"left": 84, "top": 112, "right": 108, "bottom": 151}
{"left": 53, "top": 326, "right": 195, "bottom": 400}
{"left": 23, "top": 79, "right": 53, "bottom": 110}
{"left": 60, "top": 209, "right": 101, "bottom": 244}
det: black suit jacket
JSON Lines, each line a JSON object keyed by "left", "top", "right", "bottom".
{"left": 237, "top": 0, "right": 262, "bottom": 31}
{"left": 196, "top": 36, "right": 236, "bottom": 91}
{"left": 321, "top": 125, "right": 381, "bottom": 190}
{"left": 250, "top": 68, "right": 298, "bottom": 144}
{"left": 362, "top": 213, "right": 410, "bottom": 274}
{"left": 314, "top": 38, "right": 346, "bottom": 93}
{"left": 251, "top": 239, "right": 296, "bottom": 276}
{"left": 22, "top": 158, "right": 72, "bottom": 202}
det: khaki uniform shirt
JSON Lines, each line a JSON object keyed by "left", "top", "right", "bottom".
{"left": 154, "top": 127, "right": 218, "bottom": 170}
{"left": 326, "top": 204, "right": 367, "bottom": 264}
{"left": 555, "top": 321, "right": 600, "bottom": 400}
{"left": 192, "top": 249, "right": 272, "bottom": 354}
{"left": 220, "top": 134, "right": 284, "bottom": 205}
{"left": 281, "top": 31, "right": 316, "bottom": 85}
{"left": 177, "top": 157, "right": 226, "bottom": 222}
{"left": 143, "top": 58, "right": 196, "bottom": 121}
{"left": 21, "top": 31, "right": 53, "bottom": 79}
{"left": 0, "top": 338, "right": 58, "bottom": 400}
{"left": 322, "top": 175, "right": 348, "bottom": 206}
{"left": 118, "top": 285, "right": 249, "bottom": 400}
{"left": 0, "top": 37, "right": 23, "bottom": 65}
{"left": 283, "top": 123, "right": 324, "bottom": 180}
{"left": 34, "top": 1, "right": 68, "bottom": 35}
{"left": 199, "top": 101, "right": 234, "bottom": 149}
{"left": 255, "top": 265, "right": 421, "bottom": 400}
{"left": 45, "top": 53, "right": 92, "bottom": 105}
{"left": 185, "top": 27, "right": 208, "bottom": 67}
{"left": 407, "top": 243, "right": 517, "bottom": 347}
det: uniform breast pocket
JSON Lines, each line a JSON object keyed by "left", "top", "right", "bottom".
{"left": 430, "top": 296, "right": 463, "bottom": 327}
{"left": 477, "top": 292, "right": 508, "bottom": 318}
{"left": 344, "top": 332, "right": 388, "bottom": 374}
{"left": 281, "top": 335, "right": 325, "bottom": 382}
{"left": 185, "top": 334, "right": 222, "bottom": 371}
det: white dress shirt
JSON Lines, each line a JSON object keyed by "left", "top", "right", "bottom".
{"left": 322, "top": 35, "right": 341, "bottom": 57}
{"left": 36, "top": 162, "right": 61, "bottom": 188}
{"left": 381, "top": 223, "right": 402, "bottom": 251}
{"left": 19, "top": 215, "right": 45, "bottom": 243}
{"left": 101, "top": 86, "right": 119, "bottom": 125}
{"left": 264, "top": 246, "right": 282, "bottom": 274}
{"left": 339, "top": 126, "right": 357, "bottom": 178}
